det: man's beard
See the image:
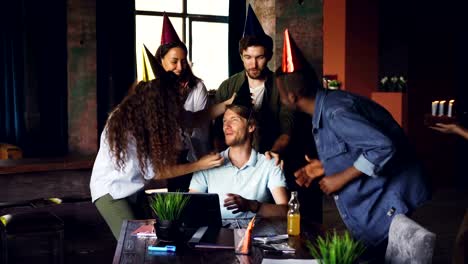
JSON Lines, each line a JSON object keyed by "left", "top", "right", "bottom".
{"left": 225, "top": 135, "right": 249, "bottom": 147}
{"left": 246, "top": 68, "right": 265, "bottom": 80}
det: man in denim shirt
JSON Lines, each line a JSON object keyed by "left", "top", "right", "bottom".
{"left": 275, "top": 30, "right": 431, "bottom": 257}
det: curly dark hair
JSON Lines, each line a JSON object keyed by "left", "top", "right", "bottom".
{"left": 154, "top": 42, "right": 201, "bottom": 98}
{"left": 106, "top": 76, "right": 184, "bottom": 177}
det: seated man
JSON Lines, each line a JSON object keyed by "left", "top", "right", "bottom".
{"left": 189, "top": 88, "right": 288, "bottom": 219}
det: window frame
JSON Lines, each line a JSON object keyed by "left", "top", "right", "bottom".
{"left": 135, "top": 2, "right": 229, "bottom": 63}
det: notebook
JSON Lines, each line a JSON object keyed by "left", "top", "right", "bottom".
{"left": 131, "top": 224, "right": 156, "bottom": 237}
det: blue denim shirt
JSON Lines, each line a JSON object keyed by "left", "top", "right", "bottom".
{"left": 313, "top": 89, "right": 430, "bottom": 246}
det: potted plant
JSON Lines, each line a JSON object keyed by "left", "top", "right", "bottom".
{"left": 327, "top": 80, "right": 341, "bottom": 90}
{"left": 149, "top": 192, "right": 190, "bottom": 242}
{"left": 306, "top": 231, "right": 366, "bottom": 264}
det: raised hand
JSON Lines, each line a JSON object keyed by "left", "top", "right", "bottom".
{"left": 430, "top": 123, "right": 458, "bottom": 133}
{"left": 293, "top": 155, "right": 324, "bottom": 187}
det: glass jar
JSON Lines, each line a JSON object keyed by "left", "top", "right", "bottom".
{"left": 287, "top": 191, "right": 300, "bottom": 236}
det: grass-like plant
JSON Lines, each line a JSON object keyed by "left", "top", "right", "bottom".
{"left": 306, "top": 230, "right": 366, "bottom": 264}
{"left": 328, "top": 80, "right": 341, "bottom": 87}
{"left": 149, "top": 193, "right": 190, "bottom": 221}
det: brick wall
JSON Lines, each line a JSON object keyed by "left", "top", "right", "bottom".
{"left": 251, "top": 0, "right": 277, "bottom": 69}
{"left": 275, "top": 0, "right": 323, "bottom": 78}
{"left": 67, "top": 0, "right": 97, "bottom": 155}
{"left": 248, "top": 0, "right": 323, "bottom": 75}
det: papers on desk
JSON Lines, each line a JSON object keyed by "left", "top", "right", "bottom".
{"left": 262, "top": 259, "right": 319, "bottom": 264}
{"left": 253, "top": 234, "right": 289, "bottom": 244}
{"left": 269, "top": 242, "right": 295, "bottom": 253}
{"left": 131, "top": 224, "right": 156, "bottom": 237}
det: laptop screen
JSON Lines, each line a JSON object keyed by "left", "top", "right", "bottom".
{"left": 148, "top": 192, "right": 222, "bottom": 228}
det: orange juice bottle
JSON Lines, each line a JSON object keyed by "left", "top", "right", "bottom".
{"left": 287, "top": 191, "right": 300, "bottom": 236}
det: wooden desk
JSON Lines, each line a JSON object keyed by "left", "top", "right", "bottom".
{"left": 0, "top": 156, "right": 95, "bottom": 202}
{"left": 113, "top": 218, "right": 324, "bottom": 264}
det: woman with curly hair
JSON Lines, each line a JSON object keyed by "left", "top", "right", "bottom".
{"left": 90, "top": 75, "right": 233, "bottom": 239}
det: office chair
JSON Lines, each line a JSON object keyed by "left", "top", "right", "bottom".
{"left": 385, "top": 214, "right": 436, "bottom": 264}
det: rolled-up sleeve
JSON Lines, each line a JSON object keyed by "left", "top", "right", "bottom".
{"left": 329, "top": 107, "right": 395, "bottom": 177}
{"left": 353, "top": 154, "right": 378, "bottom": 177}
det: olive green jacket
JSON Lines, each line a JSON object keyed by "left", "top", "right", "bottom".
{"left": 214, "top": 69, "right": 294, "bottom": 153}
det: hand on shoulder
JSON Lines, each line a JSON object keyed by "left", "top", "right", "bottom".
{"left": 197, "top": 152, "right": 224, "bottom": 170}
{"left": 265, "top": 151, "right": 284, "bottom": 170}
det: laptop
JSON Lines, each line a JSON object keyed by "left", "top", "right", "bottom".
{"left": 148, "top": 192, "right": 222, "bottom": 228}
{"left": 148, "top": 192, "right": 234, "bottom": 249}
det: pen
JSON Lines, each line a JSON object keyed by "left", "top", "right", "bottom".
{"left": 148, "top": 245, "right": 176, "bottom": 252}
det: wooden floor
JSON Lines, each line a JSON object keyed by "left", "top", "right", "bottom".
{"left": 2, "top": 188, "right": 466, "bottom": 263}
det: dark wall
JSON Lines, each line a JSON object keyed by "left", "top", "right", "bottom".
{"left": 408, "top": 1, "right": 463, "bottom": 188}
{"left": 378, "top": 0, "right": 467, "bottom": 189}
{"left": 453, "top": 1, "right": 468, "bottom": 189}
{"left": 22, "top": 1, "right": 68, "bottom": 157}
{"left": 345, "top": 0, "right": 378, "bottom": 98}
{"left": 96, "top": 1, "right": 136, "bottom": 136}
{"left": 378, "top": 0, "right": 408, "bottom": 79}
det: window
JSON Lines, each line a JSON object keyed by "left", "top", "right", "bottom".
{"left": 135, "top": 0, "right": 229, "bottom": 90}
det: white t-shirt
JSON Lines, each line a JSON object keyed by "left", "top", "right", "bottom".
{"left": 250, "top": 83, "right": 265, "bottom": 110}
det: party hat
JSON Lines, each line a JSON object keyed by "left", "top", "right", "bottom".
{"left": 161, "top": 13, "right": 181, "bottom": 45}
{"left": 139, "top": 44, "right": 157, "bottom": 81}
{"left": 232, "top": 79, "right": 253, "bottom": 111}
{"left": 281, "top": 29, "right": 304, "bottom": 73}
{"left": 235, "top": 216, "right": 256, "bottom": 255}
{"left": 243, "top": 4, "right": 266, "bottom": 37}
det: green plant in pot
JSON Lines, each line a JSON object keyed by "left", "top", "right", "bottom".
{"left": 306, "top": 231, "right": 366, "bottom": 264}
{"left": 327, "top": 80, "right": 341, "bottom": 90}
{"left": 150, "top": 192, "right": 190, "bottom": 242}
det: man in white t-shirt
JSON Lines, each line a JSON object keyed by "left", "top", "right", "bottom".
{"left": 189, "top": 91, "right": 288, "bottom": 218}
{"left": 213, "top": 5, "right": 293, "bottom": 160}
